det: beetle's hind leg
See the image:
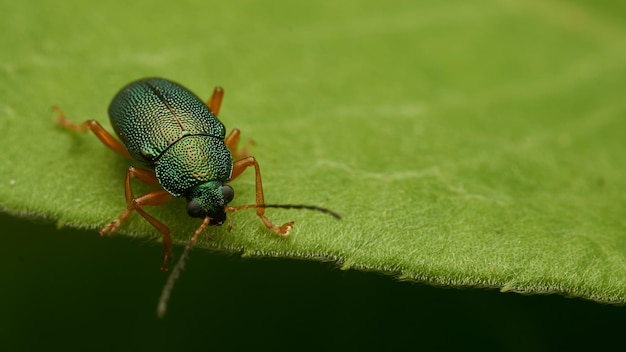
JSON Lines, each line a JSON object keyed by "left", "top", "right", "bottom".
{"left": 204, "top": 87, "right": 254, "bottom": 159}
{"left": 206, "top": 87, "right": 224, "bottom": 117}
{"left": 54, "top": 106, "right": 132, "bottom": 160}
{"left": 229, "top": 157, "right": 293, "bottom": 235}
{"left": 100, "top": 166, "right": 175, "bottom": 270}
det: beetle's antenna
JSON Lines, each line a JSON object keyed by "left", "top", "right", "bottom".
{"left": 226, "top": 204, "right": 341, "bottom": 220}
{"left": 157, "top": 204, "right": 339, "bottom": 318}
{"left": 157, "top": 216, "right": 211, "bottom": 319}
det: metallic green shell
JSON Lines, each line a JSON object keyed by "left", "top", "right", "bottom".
{"left": 108, "top": 78, "right": 227, "bottom": 166}
{"left": 155, "top": 135, "right": 232, "bottom": 196}
{"left": 108, "top": 78, "right": 232, "bottom": 197}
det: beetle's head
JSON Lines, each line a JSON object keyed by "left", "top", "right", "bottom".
{"left": 186, "top": 181, "right": 234, "bottom": 225}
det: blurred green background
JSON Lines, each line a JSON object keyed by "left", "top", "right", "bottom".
{"left": 2, "top": 0, "right": 626, "bottom": 350}
{"left": 1, "top": 212, "right": 625, "bottom": 350}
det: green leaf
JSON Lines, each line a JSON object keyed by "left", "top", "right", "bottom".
{"left": 1, "top": 0, "right": 625, "bottom": 305}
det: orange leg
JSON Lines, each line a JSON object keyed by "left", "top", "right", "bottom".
{"left": 205, "top": 87, "right": 254, "bottom": 159}
{"left": 225, "top": 129, "right": 255, "bottom": 160}
{"left": 229, "top": 157, "right": 293, "bottom": 236}
{"left": 54, "top": 106, "right": 132, "bottom": 160}
{"left": 100, "top": 166, "right": 175, "bottom": 270}
{"left": 56, "top": 107, "right": 175, "bottom": 269}
{"left": 206, "top": 86, "right": 224, "bottom": 117}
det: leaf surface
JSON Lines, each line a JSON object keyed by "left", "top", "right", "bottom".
{"left": 1, "top": 0, "right": 625, "bottom": 303}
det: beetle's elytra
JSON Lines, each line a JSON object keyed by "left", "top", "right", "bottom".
{"left": 55, "top": 77, "right": 339, "bottom": 271}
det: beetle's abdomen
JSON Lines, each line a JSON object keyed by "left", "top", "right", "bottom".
{"left": 108, "top": 78, "right": 227, "bottom": 166}
{"left": 154, "top": 135, "right": 233, "bottom": 196}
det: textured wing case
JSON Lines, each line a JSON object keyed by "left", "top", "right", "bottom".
{"left": 108, "top": 78, "right": 226, "bottom": 166}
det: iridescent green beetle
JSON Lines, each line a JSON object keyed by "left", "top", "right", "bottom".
{"left": 55, "top": 78, "right": 339, "bottom": 271}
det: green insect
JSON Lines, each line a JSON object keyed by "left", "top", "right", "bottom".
{"left": 55, "top": 78, "right": 339, "bottom": 315}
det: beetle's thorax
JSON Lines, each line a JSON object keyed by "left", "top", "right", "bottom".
{"left": 154, "top": 135, "right": 233, "bottom": 197}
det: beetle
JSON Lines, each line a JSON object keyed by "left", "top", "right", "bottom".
{"left": 55, "top": 77, "right": 339, "bottom": 271}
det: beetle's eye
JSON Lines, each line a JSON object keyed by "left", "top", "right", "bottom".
{"left": 221, "top": 185, "right": 234, "bottom": 204}
{"left": 187, "top": 199, "right": 205, "bottom": 218}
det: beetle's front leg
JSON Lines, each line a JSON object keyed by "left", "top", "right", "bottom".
{"left": 101, "top": 166, "right": 175, "bottom": 270}
{"left": 229, "top": 157, "right": 293, "bottom": 236}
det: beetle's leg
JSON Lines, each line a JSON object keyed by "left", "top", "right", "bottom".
{"left": 229, "top": 157, "right": 293, "bottom": 236}
{"left": 54, "top": 106, "right": 132, "bottom": 160}
{"left": 225, "top": 129, "right": 255, "bottom": 160}
{"left": 206, "top": 86, "right": 224, "bottom": 117}
{"left": 100, "top": 166, "right": 175, "bottom": 270}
